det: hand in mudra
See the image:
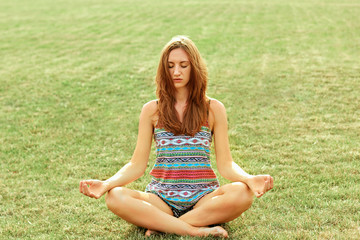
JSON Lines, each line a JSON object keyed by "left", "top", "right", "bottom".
{"left": 79, "top": 180, "right": 108, "bottom": 199}
{"left": 246, "top": 175, "right": 274, "bottom": 198}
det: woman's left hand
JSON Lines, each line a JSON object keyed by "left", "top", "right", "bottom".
{"left": 245, "top": 175, "right": 274, "bottom": 198}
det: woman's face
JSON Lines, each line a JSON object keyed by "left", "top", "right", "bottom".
{"left": 168, "top": 48, "right": 191, "bottom": 90}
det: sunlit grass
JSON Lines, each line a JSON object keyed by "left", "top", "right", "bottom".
{"left": 1, "top": 0, "right": 359, "bottom": 239}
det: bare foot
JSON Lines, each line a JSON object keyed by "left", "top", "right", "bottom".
{"left": 145, "top": 229, "right": 160, "bottom": 237}
{"left": 198, "top": 226, "right": 228, "bottom": 238}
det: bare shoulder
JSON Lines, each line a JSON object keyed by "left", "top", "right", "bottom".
{"left": 141, "top": 100, "right": 158, "bottom": 126}
{"left": 209, "top": 98, "right": 226, "bottom": 113}
{"left": 142, "top": 99, "right": 158, "bottom": 114}
{"left": 208, "top": 98, "right": 227, "bottom": 130}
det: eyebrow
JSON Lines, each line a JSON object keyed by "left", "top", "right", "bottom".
{"left": 168, "top": 61, "right": 189, "bottom": 63}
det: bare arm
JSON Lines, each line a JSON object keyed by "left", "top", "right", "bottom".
{"left": 210, "top": 99, "right": 273, "bottom": 197}
{"left": 210, "top": 99, "right": 251, "bottom": 181}
{"left": 103, "top": 101, "right": 156, "bottom": 190}
{"left": 79, "top": 100, "right": 157, "bottom": 198}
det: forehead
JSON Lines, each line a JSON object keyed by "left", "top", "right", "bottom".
{"left": 168, "top": 48, "right": 189, "bottom": 62}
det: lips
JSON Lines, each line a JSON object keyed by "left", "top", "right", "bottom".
{"left": 173, "top": 78, "right": 182, "bottom": 81}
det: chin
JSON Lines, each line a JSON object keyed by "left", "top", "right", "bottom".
{"left": 174, "top": 84, "right": 186, "bottom": 89}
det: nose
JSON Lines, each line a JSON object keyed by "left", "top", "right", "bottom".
{"left": 174, "top": 65, "right": 180, "bottom": 76}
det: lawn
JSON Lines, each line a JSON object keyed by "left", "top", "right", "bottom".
{"left": 1, "top": 0, "right": 359, "bottom": 239}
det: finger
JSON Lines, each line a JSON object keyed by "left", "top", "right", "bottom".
{"left": 83, "top": 180, "right": 92, "bottom": 187}
{"left": 263, "top": 177, "right": 272, "bottom": 192}
{"left": 262, "top": 180, "right": 268, "bottom": 193}
{"left": 79, "top": 181, "right": 83, "bottom": 193}
{"left": 270, "top": 176, "right": 274, "bottom": 189}
{"left": 80, "top": 181, "right": 88, "bottom": 194}
{"left": 83, "top": 183, "right": 97, "bottom": 198}
{"left": 82, "top": 182, "right": 92, "bottom": 197}
{"left": 85, "top": 184, "right": 95, "bottom": 198}
{"left": 267, "top": 178, "right": 271, "bottom": 190}
{"left": 266, "top": 179, "right": 270, "bottom": 191}
{"left": 81, "top": 182, "right": 87, "bottom": 195}
{"left": 255, "top": 191, "right": 263, "bottom": 198}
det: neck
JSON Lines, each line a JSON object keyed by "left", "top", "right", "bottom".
{"left": 174, "top": 87, "right": 189, "bottom": 105}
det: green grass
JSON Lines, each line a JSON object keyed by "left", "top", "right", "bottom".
{"left": 1, "top": 0, "right": 359, "bottom": 239}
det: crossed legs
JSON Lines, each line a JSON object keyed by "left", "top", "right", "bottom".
{"left": 105, "top": 182, "right": 253, "bottom": 237}
{"left": 180, "top": 182, "right": 254, "bottom": 226}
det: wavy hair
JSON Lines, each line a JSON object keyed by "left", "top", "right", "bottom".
{"left": 156, "top": 36, "right": 209, "bottom": 136}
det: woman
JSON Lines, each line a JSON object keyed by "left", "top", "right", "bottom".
{"left": 79, "top": 36, "right": 274, "bottom": 238}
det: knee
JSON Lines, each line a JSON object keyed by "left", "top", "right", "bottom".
{"left": 224, "top": 182, "right": 254, "bottom": 211}
{"left": 105, "top": 187, "right": 128, "bottom": 212}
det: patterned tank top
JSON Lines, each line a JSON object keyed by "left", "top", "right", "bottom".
{"left": 145, "top": 121, "right": 220, "bottom": 211}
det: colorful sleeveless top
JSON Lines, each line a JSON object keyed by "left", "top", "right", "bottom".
{"left": 145, "top": 122, "right": 220, "bottom": 211}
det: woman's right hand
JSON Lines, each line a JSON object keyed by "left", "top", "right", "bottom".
{"left": 79, "top": 179, "right": 109, "bottom": 199}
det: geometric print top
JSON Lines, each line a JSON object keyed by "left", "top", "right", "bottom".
{"left": 145, "top": 122, "right": 220, "bottom": 211}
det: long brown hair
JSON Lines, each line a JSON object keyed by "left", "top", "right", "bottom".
{"left": 156, "top": 35, "right": 209, "bottom": 136}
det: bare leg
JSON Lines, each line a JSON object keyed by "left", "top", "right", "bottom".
{"left": 146, "top": 182, "right": 252, "bottom": 235}
{"left": 105, "top": 187, "right": 228, "bottom": 237}
{"left": 179, "top": 182, "right": 254, "bottom": 227}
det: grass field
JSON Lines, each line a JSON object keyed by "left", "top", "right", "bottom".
{"left": 1, "top": 0, "right": 359, "bottom": 239}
